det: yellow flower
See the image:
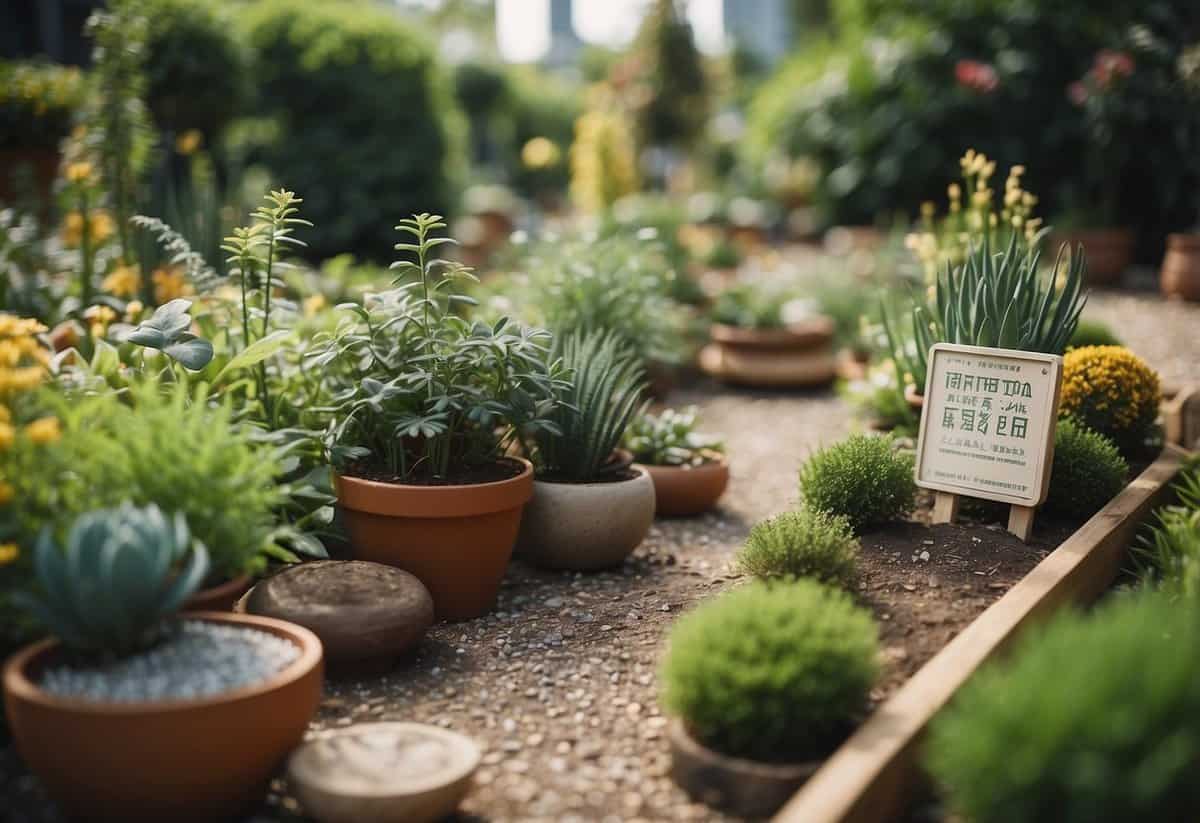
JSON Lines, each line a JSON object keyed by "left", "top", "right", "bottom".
{"left": 0, "top": 481, "right": 12, "bottom": 505}
{"left": 60, "top": 210, "right": 115, "bottom": 248}
{"left": 0, "top": 422, "right": 13, "bottom": 450}
{"left": 0, "top": 340, "right": 20, "bottom": 367}
{"left": 521, "top": 136, "right": 561, "bottom": 169}
{"left": 24, "top": 416, "right": 61, "bottom": 445}
{"left": 125, "top": 299, "right": 145, "bottom": 321}
{"left": 102, "top": 264, "right": 142, "bottom": 298}
{"left": 152, "top": 266, "right": 193, "bottom": 304}
{"left": 175, "top": 129, "right": 204, "bottom": 156}
{"left": 0, "top": 315, "right": 47, "bottom": 339}
{"left": 65, "top": 161, "right": 94, "bottom": 184}
{"left": 0, "top": 404, "right": 9, "bottom": 423}
{"left": 0, "top": 543, "right": 18, "bottom": 566}
{"left": 0, "top": 366, "right": 44, "bottom": 395}
{"left": 303, "top": 294, "right": 327, "bottom": 317}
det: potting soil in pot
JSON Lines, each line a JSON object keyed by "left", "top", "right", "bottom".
{"left": 38, "top": 621, "right": 300, "bottom": 702}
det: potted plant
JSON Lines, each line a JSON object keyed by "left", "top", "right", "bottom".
{"left": 701, "top": 282, "right": 837, "bottom": 387}
{"left": 312, "top": 214, "right": 566, "bottom": 621}
{"left": 661, "top": 580, "right": 880, "bottom": 817}
{"left": 1161, "top": 231, "right": 1200, "bottom": 301}
{"left": 516, "top": 330, "right": 656, "bottom": 571}
{"left": 3, "top": 503, "right": 323, "bottom": 823}
{"left": 624, "top": 405, "right": 729, "bottom": 516}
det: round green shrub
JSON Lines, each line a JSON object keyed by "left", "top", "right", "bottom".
{"left": 799, "top": 434, "right": 916, "bottom": 531}
{"left": 241, "top": 0, "right": 465, "bottom": 260}
{"left": 1067, "top": 318, "right": 1122, "bottom": 350}
{"left": 737, "top": 508, "right": 859, "bottom": 589}
{"left": 926, "top": 593, "right": 1200, "bottom": 823}
{"left": 142, "top": 0, "right": 249, "bottom": 141}
{"left": 1043, "top": 418, "right": 1128, "bottom": 520}
{"left": 660, "top": 580, "right": 879, "bottom": 761}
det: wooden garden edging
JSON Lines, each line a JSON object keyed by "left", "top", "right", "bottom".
{"left": 773, "top": 443, "right": 1192, "bottom": 823}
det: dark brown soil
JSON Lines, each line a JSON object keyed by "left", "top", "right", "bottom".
{"left": 344, "top": 456, "right": 525, "bottom": 486}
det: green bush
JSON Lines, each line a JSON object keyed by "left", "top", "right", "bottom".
{"left": 142, "top": 0, "right": 249, "bottom": 142}
{"left": 241, "top": 0, "right": 464, "bottom": 260}
{"left": 1043, "top": 418, "right": 1128, "bottom": 520}
{"left": 1136, "top": 460, "right": 1200, "bottom": 596}
{"left": 926, "top": 592, "right": 1200, "bottom": 823}
{"left": 660, "top": 580, "right": 879, "bottom": 761}
{"left": 799, "top": 434, "right": 915, "bottom": 531}
{"left": 737, "top": 509, "right": 859, "bottom": 589}
{"left": 1067, "top": 318, "right": 1122, "bottom": 350}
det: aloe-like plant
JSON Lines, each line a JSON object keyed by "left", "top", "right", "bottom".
{"left": 16, "top": 503, "right": 209, "bottom": 659}
{"left": 531, "top": 330, "right": 648, "bottom": 482}
{"left": 885, "top": 233, "right": 1087, "bottom": 394}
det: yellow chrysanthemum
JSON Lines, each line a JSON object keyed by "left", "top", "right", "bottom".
{"left": 23, "top": 416, "right": 61, "bottom": 445}
{"left": 0, "top": 422, "right": 14, "bottom": 451}
{"left": 1060, "top": 346, "right": 1160, "bottom": 447}
{"left": 175, "top": 129, "right": 203, "bottom": 156}
{"left": 152, "top": 266, "right": 193, "bottom": 304}
{"left": 521, "top": 136, "right": 561, "bottom": 169}
{"left": 65, "top": 161, "right": 94, "bottom": 184}
{"left": 303, "top": 294, "right": 327, "bottom": 317}
{"left": 102, "top": 264, "right": 142, "bottom": 298}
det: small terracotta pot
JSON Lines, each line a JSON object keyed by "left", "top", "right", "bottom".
{"left": 335, "top": 459, "right": 533, "bottom": 621}
{"left": 700, "top": 318, "right": 837, "bottom": 388}
{"left": 3, "top": 613, "right": 323, "bottom": 823}
{"left": 516, "top": 467, "right": 656, "bottom": 571}
{"left": 1049, "top": 228, "right": 1133, "bottom": 285}
{"left": 184, "top": 574, "right": 253, "bottom": 612}
{"left": 641, "top": 460, "right": 729, "bottom": 517}
{"left": 668, "top": 720, "right": 820, "bottom": 818}
{"left": 1160, "top": 233, "right": 1200, "bottom": 302}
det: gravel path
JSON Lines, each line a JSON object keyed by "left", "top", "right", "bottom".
{"left": 2, "top": 283, "right": 1197, "bottom": 823}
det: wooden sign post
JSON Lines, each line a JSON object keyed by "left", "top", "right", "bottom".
{"left": 913, "top": 343, "right": 1063, "bottom": 542}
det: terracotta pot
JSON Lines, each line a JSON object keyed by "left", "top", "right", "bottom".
{"left": 335, "top": 458, "right": 533, "bottom": 621}
{"left": 904, "top": 384, "right": 925, "bottom": 413}
{"left": 0, "top": 148, "right": 58, "bottom": 211}
{"left": 641, "top": 460, "right": 729, "bottom": 517}
{"left": 516, "top": 467, "right": 656, "bottom": 571}
{"left": 668, "top": 720, "right": 819, "bottom": 818}
{"left": 1160, "top": 233, "right": 1200, "bottom": 301}
{"left": 1049, "top": 228, "right": 1133, "bottom": 285}
{"left": 700, "top": 318, "right": 837, "bottom": 388}
{"left": 3, "top": 612, "right": 323, "bottom": 823}
{"left": 184, "top": 573, "right": 253, "bottom": 612}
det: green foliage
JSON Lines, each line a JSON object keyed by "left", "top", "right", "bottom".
{"left": 799, "top": 433, "right": 916, "bottom": 531}
{"left": 884, "top": 234, "right": 1086, "bottom": 394}
{"left": 241, "top": 0, "right": 464, "bottom": 260}
{"left": 142, "top": 0, "right": 249, "bottom": 141}
{"left": 16, "top": 503, "right": 208, "bottom": 659}
{"left": 311, "top": 214, "right": 567, "bottom": 481}
{"left": 630, "top": 0, "right": 710, "bottom": 148}
{"left": 737, "top": 509, "right": 859, "bottom": 589}
{"left": 1067, "top": 318, "right": 1122, "bottom": 349}
{"left": 1043, "top": 418, "right": 1128, "bottom": 520}
{"left": 926, "top": 592, "right": 1200, "bottom": 823}
{"left": 0, "top": 61, "right": 85, "bottom": 151}
{"left": 711, "top": 282, "right": 792, "bottom": 329}
{"left": 531, "top": 331, "right": 647, "bottom": 483}
{"left": 624, "top": 406, "right": 723, "bottom": 467}
{"left": 1136, "top": 460, "right": 1200, "bottom": 597}
{"left": 660, "top": 580, "right": 879, "bottom": 761}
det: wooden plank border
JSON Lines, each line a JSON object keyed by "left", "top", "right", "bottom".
{"left": 1163, "top": 384, "right": 1200, "bottom": 452}
{"left": 774, "top": 444, "right": 1190, "bottom": 823}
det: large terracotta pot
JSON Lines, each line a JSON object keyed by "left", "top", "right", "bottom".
{"left": 1049, "top": 228, "right": 1133, "bottom": 285}
{"left": 0, "top": 148, "right": 58, "bottom": 211}
{"left": 700, "top": 318, "right": 837, "bottom": 388}
{"left": 641, "top": 460, "right": 729, "bottom": 517}
{"left": 335, "top": 458, "right": 533, "bottom": 621}
{"left": 1160, "top": 233, "right": 1200, "bottom": 301}
{"left": 185, "top": 573, "right": 253, "bottom": 612}
{"left": 3, "top": 613, "right": 323, "bottom": 823}
{"left": 516, "top": 467, "right": 656, "bottom": 571}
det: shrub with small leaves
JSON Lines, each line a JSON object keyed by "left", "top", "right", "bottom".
{"left": 926, "top": 593, "right": 1200, "bottom": 823}
{"left": 737, "top": 509, "right": 859, "bottom": 590}
{"left": 1060, "top": 345, "right": 1160, "bottom": 451}
{"left": 1043, "top": 418, "right": 1128, "bottom": 520}
{"left": 799, "top": 434, "right": 916, "bottom": 531}
{"left": 660, "top": 580, "right": 879, "bottom": 762}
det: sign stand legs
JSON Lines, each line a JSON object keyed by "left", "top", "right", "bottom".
{"left": 932, "top": 491, "right": 960, "bottom": 524}
{"left": 1007, "top": 505, "right": 1036, "bottom": 542}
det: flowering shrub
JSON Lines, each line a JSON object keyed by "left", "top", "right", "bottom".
{"left": 1060, "top": 345, "right": 1160, "bottom": 452}
{"left": 570, "top": 96, "right": 640, "bottom": 214}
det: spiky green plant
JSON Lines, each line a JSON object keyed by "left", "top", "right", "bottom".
{"left": 16, "top": 503, "right": 209, "bottom": 659}
{"left": 532, "top": 330, "right": 648, "bottom": 482}
{"left": 884, "top": 234, "right": 1087, "bottom": 394}
{"left": 1135, "top": 460, "right": 1200, "bottom": 597}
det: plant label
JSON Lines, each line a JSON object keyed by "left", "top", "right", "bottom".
{"left": 914, "top": 343, "right": 1062, "bottom": 508}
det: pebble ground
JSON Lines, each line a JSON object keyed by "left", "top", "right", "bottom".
{"left": 2, "top": 280, "right": 1197, "bottom": 823}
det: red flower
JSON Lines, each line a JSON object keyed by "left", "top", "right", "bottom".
{"left": 1090, "top": 49, "right": 1135, "bottom": 89}
{"left": 955, "top": 59, "right": 999, "bottom": 94}
{"left": 1067, "top": 81, "right": 1088, "bottom": 106}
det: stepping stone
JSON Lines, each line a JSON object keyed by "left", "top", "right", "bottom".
{"left": 288, "top": 722, "right": 481, "bottom": 823}
{"left": 242, "top": 561, "right": 433, "bottom": 669}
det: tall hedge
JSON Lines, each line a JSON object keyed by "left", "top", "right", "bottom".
{"left": 241, "top": 0, "right": 464, "bottom": 260}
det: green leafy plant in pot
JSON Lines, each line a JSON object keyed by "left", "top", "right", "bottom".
{"left": 625, "top": 405, "right": 729, "bottom": 516}
{"left": 311, "top": 214, "right": 568, "bottom": 620}
{"left": 516, "top": 329, "right": 656, "bottom": 570}
{"left": 2, "top": 503, "right": 323, "bottom": 823}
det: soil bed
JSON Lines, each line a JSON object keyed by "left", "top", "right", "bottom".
{"left": 343, "top": 456, "right": 525, "bottom": 486}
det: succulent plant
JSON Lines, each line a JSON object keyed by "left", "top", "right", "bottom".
{"left": 17, "top": 503, "right": 210, "bottom": 659}
{"left": 623, "top": 406, "right": 724, "bottom": 467}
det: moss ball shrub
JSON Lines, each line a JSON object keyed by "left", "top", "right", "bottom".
{"left": 926, "top": 593, "right": 1200, "bottom": 823}
{"left": 241, "top": 0, "right": 464, "bottom": 260}
{"left": 799, "top": 434, "right": 916, "bottom": 531}
{"left": 1060, "top": 346, "right": 1160, "bottom": 452}
{"left": 1067, "top": 319, "right": 1122, "bottom": 350}
{"left": 660, "top": 580, "right": 879, "bottom": 762}
{"left": 737, "top": 509, "right": 859, "bottom": 589}
{"left": 1043, "top": 418, "right": 1128, "bottom": 520}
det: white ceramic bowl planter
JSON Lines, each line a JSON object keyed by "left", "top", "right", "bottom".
{"left": 516, "top": 466, "right": 657, "bottom": 571}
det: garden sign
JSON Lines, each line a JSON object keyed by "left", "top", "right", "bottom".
{"left": 914, "top": 343, "right": 1063, "bottom": 541}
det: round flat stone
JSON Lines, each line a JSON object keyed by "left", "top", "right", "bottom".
{"left": 288, "top": 722, "right": 481, "bottom": 823}
{"left": 243, "top": 561, "right": 433, "bottom": 665}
